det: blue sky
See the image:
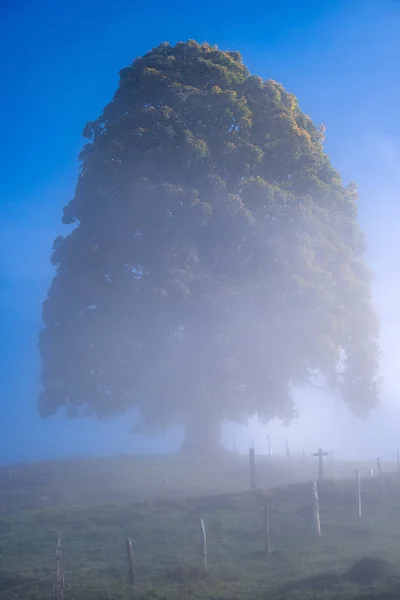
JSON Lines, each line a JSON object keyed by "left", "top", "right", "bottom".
{"left": 1, "top": 0, "right": 400, "bottom": 464}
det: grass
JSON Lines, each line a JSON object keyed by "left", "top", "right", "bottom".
{"left": 1, "top": 454, "right": 400, "bottom": 598}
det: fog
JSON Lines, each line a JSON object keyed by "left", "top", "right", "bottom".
{"left": 2, "top": 124, "right": 400, "bottom": 468}
{"left": 4, "top": 7, "right": 400, "bottom": 600}
{"left": 229, "top": 132, "right": 400, "bottom": 461}
{"left": 2, "top": 3, "right": 400, "bottom": 467}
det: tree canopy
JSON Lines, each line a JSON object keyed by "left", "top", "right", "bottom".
{"left": 39, "top": 40, "right": 380, "bottom": 453}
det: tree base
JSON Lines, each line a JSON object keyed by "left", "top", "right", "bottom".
{"left": 179, "top": 415, "right": 224, "bottom": 457}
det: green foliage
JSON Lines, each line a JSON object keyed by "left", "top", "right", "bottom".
{"left": 39, "top": 40, "right": 380, "bottom": 437}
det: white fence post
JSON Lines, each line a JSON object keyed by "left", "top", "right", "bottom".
{"left": 355, "top": 468, "right": 362, "bottom": 518}
{"left": 312, "top": 481, "right": 321, "bottom": 538}
{"left": 200, "top": 519, "right": 207, "bottom": 571}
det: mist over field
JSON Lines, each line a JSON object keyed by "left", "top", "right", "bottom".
{"left": 3, "top": 5, "right": 400, "bottom": 599}
{"left": 2, "top": 136, "right": 400, "bottom": 465}
{"left": 1, "top": 1, "right": 400, "bottom": 467}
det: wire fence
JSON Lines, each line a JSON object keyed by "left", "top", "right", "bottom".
{"left": 1, "top": 449, "right": 400, "bottom": 598}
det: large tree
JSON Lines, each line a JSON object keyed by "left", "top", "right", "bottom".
{"left": 39, "top": 40, "right": 380, "bottom": 454}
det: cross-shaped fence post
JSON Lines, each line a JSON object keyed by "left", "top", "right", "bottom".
{"left": 313, "top": 448, "right": 329, "bottom": 481}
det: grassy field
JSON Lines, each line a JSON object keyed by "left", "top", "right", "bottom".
{"left": 1, "top": 453, "right": 400, "bottom": 599}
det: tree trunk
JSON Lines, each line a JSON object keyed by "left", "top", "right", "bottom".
{"left": 180, "top": 412, "right": 223, "bottom": 456}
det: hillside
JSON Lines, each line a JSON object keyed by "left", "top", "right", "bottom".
{"left": 1, "top": 454, "right": 400, "bottom": 599}
{"left": 0, "top": 452, "right": 387, "bottom": 512}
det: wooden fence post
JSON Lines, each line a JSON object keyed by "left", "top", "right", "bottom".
{"left": 200, "top": 519, "right": 207, "bottom": 571}
{"left": 355, "top": 468, "right": 362, "bottom": 518}
{"left": 264, "top": 505, "right": 271, "bottom": 557}
{"left": 313, "top": 448, "right": 329, "bottom": 481}
{"left": 249, "top": 448, "right": 257, "bottom": 490}
{"left": 312, "top": 481, "right": 321, "bottom": 538}
{"left": 125, "top": 538, "right": 135, "bottom": 587}
{"left": 285, "top": 439, "right": 292, "bottom": 465}
{"left": 233, "top": 437, "right": 238, "bottom": 454}
{"left": 377, "top": 458, "right": 386, "bottom": 496}
{"left": 55, "top": 536, "right": 64, "bottom": 600}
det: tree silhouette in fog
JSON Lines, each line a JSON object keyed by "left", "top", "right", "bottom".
{"left": 39, "top": 40, "right": 380, "bottom": 454}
